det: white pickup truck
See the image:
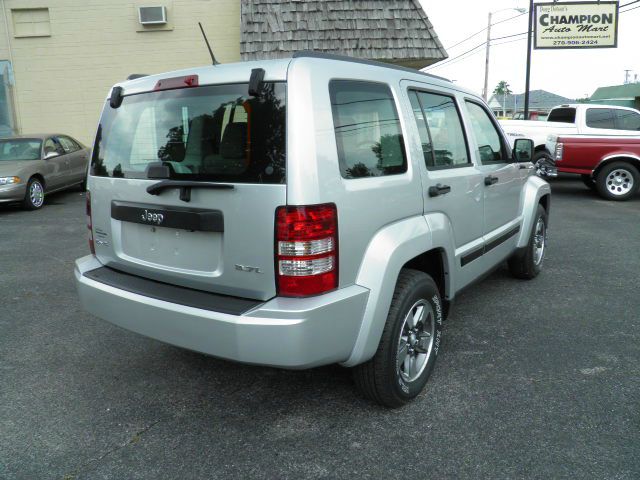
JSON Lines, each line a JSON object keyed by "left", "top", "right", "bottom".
{"left": 499, "top": 104, "right": 640, "bottom": 175}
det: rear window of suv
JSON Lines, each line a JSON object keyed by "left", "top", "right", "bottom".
{"left": 547, "top": 108, "right": 576, "bottom": 123}
{"left": 92, "top": 82, "right": 286, "bottom": 184}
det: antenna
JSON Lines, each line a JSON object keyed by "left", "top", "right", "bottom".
{"left": 198, "top": 22, "right": 219, "bottom": 65}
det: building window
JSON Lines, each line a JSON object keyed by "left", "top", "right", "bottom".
{"left": 12, "top": 8, "right": 51, "bottom": 38}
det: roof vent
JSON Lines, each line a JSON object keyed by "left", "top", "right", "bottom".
{"left": 138, "top": 6, "right": 167, "bottom": 25}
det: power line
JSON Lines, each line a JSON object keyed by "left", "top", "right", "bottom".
{"left": 492, "top": 11, "right": 528, "bottom": 27}
{"left": 427, "top": 45, "right": 486, "bottom": 70}
{"left": 427, "top": 32, "right": 528, "bottom": 71}
{"left": 445, "top": 2, "right": 633, "bottom": 55}
{"left": 492, "top": 31, "right": 528, "bottom": 41}
{"left": 425, "top": 41, "right": 486, "bottom": 70}
{"left": 491, "top": 37, "right": 528, "bottom": 47}
{"left": 435, "top": 49, "right": 485, "bottom": 70}
{"left": 445, "top": 27, "right": 488, "bottom": 51}
{"left": 429, "top": 3, "right": 637, "bottom": 72}
{"left": 621, "top": 3, "right": 640, "bottom": 12}
{"left": 444, "top": 11, "right": 528, "bottom": 51}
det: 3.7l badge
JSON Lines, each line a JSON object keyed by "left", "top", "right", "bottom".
{"left": 235, "top": 264, "right": 264, "bottom": 274}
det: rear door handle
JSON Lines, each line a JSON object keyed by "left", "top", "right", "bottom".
{"left": 428, "top": 183, "right": 451, "bottom": 197}
{"left": 484, "top": 175, "right": 499, "bottom": 186}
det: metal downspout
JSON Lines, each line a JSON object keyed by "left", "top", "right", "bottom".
{"left": 1, "top": 0, "right": 21, "bottom": 134}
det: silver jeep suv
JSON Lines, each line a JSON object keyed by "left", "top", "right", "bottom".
{"left": 75, "top": 52, "right": 550, "bottom": 407}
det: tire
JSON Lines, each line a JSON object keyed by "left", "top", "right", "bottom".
{"left": 533, "top": 150, "right": 554, "bottom": 177}
{"left": 22, "top": 177, "right": 45, "bottom": 210}
{"left": 353, "top": 269, "right": 444, "bottom": 408}
{"left": 508, "top": 204, "right": 547, "bottom": 280}
{"left": 581, "top": 174, "right": 596, "bottom": 191}
{"left": 594, "top": 161, "right": 640, "bottom": 201}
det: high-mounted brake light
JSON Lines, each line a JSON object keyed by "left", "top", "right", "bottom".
{"left": 86, "top": 191, "right": 95, "bottom": 255}
{"left": 153, "top": 75, "right": 199, "bottom": 91}
{"left": 275, "top": 204, "right": 338, "bottom": 297}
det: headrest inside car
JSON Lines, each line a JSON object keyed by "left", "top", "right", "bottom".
{"left": 220, "top": 123, "right": 247, "bottom": 160}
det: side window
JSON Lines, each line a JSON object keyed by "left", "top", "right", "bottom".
{"left": 44, "top": 138, "right": 64, "bottom": 156}
{"left": 613, "top": 109, "right": 640, "bottom": 131}
{"left": 67, "top": 136, "right": 83, "bottom": 150}
{"left": 465, "top": 101, "right": 506, "bottom": 164}
{"left": 58, "top": 136, "right": 79, "bottom": 153}
{"left": 329, "top": 80, "right": 407, "bottom": 179}
{"left": 408, "top": 91, "right": 434, "bottom": 167}
{"left": 586, "top": 108, "right": 615, "bottom": 129}
{"left": 410, "top": 90, "right": 470, "bottom": 168}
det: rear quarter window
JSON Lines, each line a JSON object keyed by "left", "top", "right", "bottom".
{"left": 329, "top": 80, "right": 407, "bottom": 179}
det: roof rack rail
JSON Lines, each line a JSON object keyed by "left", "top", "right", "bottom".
{"left": 127, "top": 74, "right": 149, "bottom": 80}
{"left": 291, "top": 51, "right": 451, "bottom": 83}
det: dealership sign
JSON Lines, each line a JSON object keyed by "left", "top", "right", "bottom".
{"left": 534, "top": 1, "right": 619, "bottom": 49}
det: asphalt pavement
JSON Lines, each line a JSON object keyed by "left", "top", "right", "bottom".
{"left": 1, "top": 177, "right": 638, "bottom": 480}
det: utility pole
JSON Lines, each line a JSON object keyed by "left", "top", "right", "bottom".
{"left": 523, "top": 0, "right": 534, "bottom": 120}
{"left": 483, "top": 12, "right": 492, "bottom": 100}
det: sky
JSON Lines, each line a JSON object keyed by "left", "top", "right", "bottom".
{"left": 417, "top": 0, "right": 640, "bottom": 100}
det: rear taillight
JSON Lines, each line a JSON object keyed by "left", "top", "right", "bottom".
{"left": 554, "top": 142, "right": 564, "bottom": 161}
{"left": 275, "top": 204, "right": 338, "bottom": 297}
{"left": 86, "top": 191, "right": 95, "bottom": 255}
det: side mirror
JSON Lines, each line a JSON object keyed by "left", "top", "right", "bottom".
{"left": 44, "top": 151, "right": 59, "bottom": 160}
{"left": 513, "top": 138, "right": 534, "bottom": 162}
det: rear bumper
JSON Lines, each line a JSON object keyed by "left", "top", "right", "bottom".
{"left": 0, "top": 183, "right": 26, "bottom": 203}
{"left": 75, "top": 255, "right": 369, "bottom": 369}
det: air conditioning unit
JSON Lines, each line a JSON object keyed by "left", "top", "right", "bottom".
{"left": 138, "top": 6, "right": 167, "bottom": 25}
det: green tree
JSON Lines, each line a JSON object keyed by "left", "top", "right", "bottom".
{"left": 493, "top": 81, "right": 513, "bottom": 117}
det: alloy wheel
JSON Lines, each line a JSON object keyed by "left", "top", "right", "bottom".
{"left": 396, "top": 299, "right": 435, "bottom": 383}
{"left": 30, "top": 181, "right": 44, "bottom": 208}
{"left": 533, "top": 216, "right": 546, "bottom": 266}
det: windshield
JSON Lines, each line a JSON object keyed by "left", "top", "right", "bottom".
{"left": 92, "top": 82, "right": 286, "bottom": 184}
{"left": 0, "top": 139, "right": 42, "bottom": 161}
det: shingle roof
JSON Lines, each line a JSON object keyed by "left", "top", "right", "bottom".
{"left": 591, "top": 83, "right": 640, "bottom": 100}
{"left": 488, "top": 90, "right": 574, "bottom": 111}
{"left": 240, "top": 0, "right": 448, "bottom": 69}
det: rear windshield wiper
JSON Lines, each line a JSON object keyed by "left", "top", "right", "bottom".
{"left": 147, "top": 180, "right": 234, "bottom": 202}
